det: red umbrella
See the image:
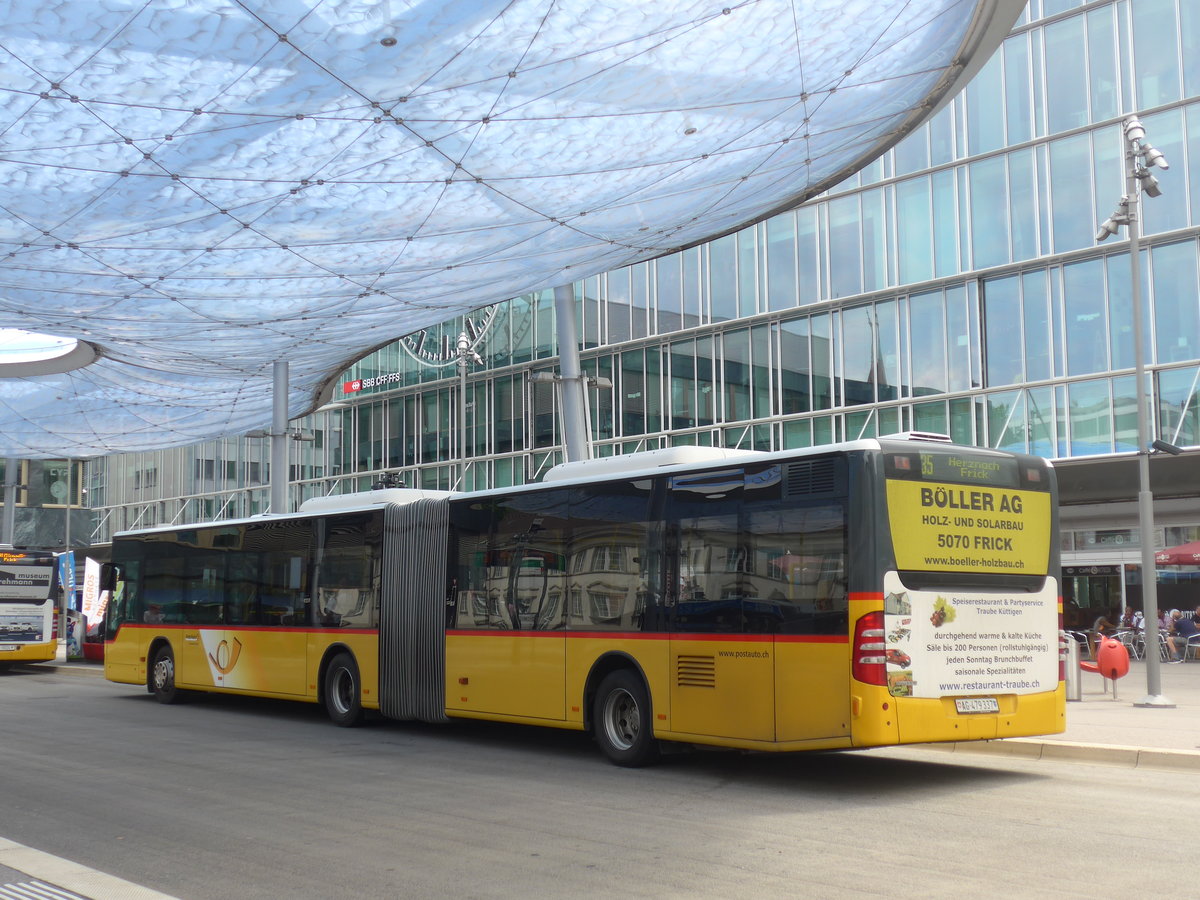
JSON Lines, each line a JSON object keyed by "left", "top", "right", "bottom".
{"left": 1155, "top": 540, "right": 1200, "bottom": 565}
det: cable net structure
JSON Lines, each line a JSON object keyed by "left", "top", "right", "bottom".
{"left": 0, "top": 0, "right": 1022, "bottom": 457}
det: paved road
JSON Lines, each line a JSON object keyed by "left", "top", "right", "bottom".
{"left": 0, "top": 665, "right": 1190, "bottom": 899}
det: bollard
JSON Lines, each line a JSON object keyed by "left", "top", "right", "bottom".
{"left": 1063, "top": 631, "right": 1081, "bottom": 701}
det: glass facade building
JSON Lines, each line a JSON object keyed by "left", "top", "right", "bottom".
{"left": 87, "top": 0, "right": 1200, "bottom": 614}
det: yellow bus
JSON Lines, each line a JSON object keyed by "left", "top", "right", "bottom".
{"left": 103, "top": 434, "right": 1064, "bottom": 765}
{"left": 0, "top": 547, "right": 60, "bottom": 666}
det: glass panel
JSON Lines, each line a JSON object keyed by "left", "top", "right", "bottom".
{"left": 737, "top": 228, "right": 759, "bottom": 318}
{"left": 894, "top": 128, "right": 929, "bottom": 176}
{"left": 1022, "top": 270, "right": 1052, "bottom": 382}
{"left": 946, "top": 286, "right": 972, "bottom": 392}
{"left": 1132, "top": 0, "right": 1181, "bottom": 109}
{"left": 645, "top": 348, "right": 663, "bottom": 434}
{"left": 779, "top": 319, "right": 811, "bottom": 414}
{"left": 969, "top": 156, "right": 1009, "bottom": 269}
{"left": 913, "top": 400, "right": 948, "bottom": 435}
{"left": 1112, "top": 375, "right": 1138, "bottom": 452}
{"left": 683, "top": 246, "right": 701, "bottom": 330}
{"left": 710, "top": 235, "right": 737, "bottom": 323}
{"left": 1184, "top": 0, "right": 1200, "bottom": 100}
{"left": 657, "top": 254, "right": 683, "bottom": 334}
{"left": 620, "top": 349, "right": 646, "bottom": 437}
{"left": 1152, "top": 240, "right": 1199, "bottom": 364}
{"left": 861, "top": 188, "right": 887, "bottom": 293}
{"left": 766, "top": 214, "right": 798, "bottom": 312}
{"left": 696, "top": 336, "right": 716, "bottom": 427}
{"left": 783, "top": 418, "right": 812, "bottom": 448}
{"left": 1063, "top": 258, "right": 1108, "bottom": 375}
{"left": 1189, "top": 108, "right": 1200, "bottom": 228}
{"left": 908, "top": 290, "right": 947, "bottom": 396}
{"left": 1004, "top": 35, "right": 1032, "bottom": 145}
{"left": 607, "top": 268, "right": 632, "bottom": 346}
{"left": 797, "top": 206, "right": 821, "bottom": 306}
{"left": 1068, "top": 379, "right": 1114, "bottom": 455}
{"left": 751, "top": 324, "right": 772, "bottom": 418}
{"left": 897, "top": 177, "right": 933, "bottom": 285}
{"left": 723, "top": 329, "right": 752, "bottom": 423}
{"left": 929, "top": 104, "right": 954, "bottom": 167}
{"left": 1009, "top": 149, "right": 1037, "bottom": 262}
{"left": 1026, "top": 387, "right": 1054, "bottom": 456}
{"left": 1159, "top": 366, "right": 1200, "bottom": 447}
{"left": 966, "top": 53, "right": 1004, "bottom": 154}
{"left": 829, "top": 195, "right": 862, "bottom": 299}
{"left": 987, "top": 391, "right": 1023, "bottom": 450}
{"left": 932, "top": 169, "right": 958, "bottom": 278}
{"left": 840, "top": 307, "right": 874, "bottom": 407}
{"left": 1139, "top": 109, "right": 1188, "bottom": 235}
{"left": 1044, "top": 16, "right": 1088, "bottom": 133}
{"left": 984, "top": 275, "right": 1023, "bottom": 386}
{"left": 1106, "top": 253, "right": 1134, "bottom": 371}
{"left": 669, "top": 339, "right": 697, "bottom": 430}
{"left": 949, "top": 397, "right": 976, "bottom": 445}
{"left": 811, "top": 313, "right": 834, "bottom": 410}
{"left": 1086, "top": 6, "right": 1118, "bottom": 123}
{"left": 1049, "top": 133, "right": 1094, "bottom": 252}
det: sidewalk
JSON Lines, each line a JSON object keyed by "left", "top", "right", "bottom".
{"left": 40, "top": 647, "right": 1200, "bottom": 770}
{"left": 930, "top": 657, "right": 1200, "bottom": 770}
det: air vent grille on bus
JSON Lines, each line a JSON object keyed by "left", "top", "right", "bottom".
{"left": 676, "top": 655, "right": 716, "bottom": 688}
{"left": 783, "top": 458, "right": 837, "bottom": 497}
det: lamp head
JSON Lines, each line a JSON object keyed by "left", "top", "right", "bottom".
{"left": 1124, "top": 116, "right": 1146, "bottom": 143}
{"left": 1095, "top": 218, "right": 1121, "bottom": 242}
{"left": 1142, "top": 145, "right": 1169, "bottom": 170}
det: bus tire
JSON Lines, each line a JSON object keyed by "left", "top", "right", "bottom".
{"left": 593, "top": 669, "right": 660, "bottom": 767}
{"left": 150, "top": 644, "right": 182, "bottom": 704}
{"left": 323, "top": 652, "right": 364, "bottom": 727}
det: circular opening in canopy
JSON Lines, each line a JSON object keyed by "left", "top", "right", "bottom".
{"left": 0, "top": 329, "right": 95, "bottom": 376}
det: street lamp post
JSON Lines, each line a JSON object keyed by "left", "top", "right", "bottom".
{"left": 456, "top": 331, "right": 482, "bottom": 489}
{"left": 1095, "top": 115, "right": 1172, "bottom": 707}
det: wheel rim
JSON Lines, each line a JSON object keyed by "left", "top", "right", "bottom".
{"left": 153, "top": 654, "right": 173, "bottom": 693}
{"left": 601, "top": 687, "right": 640, "bottom": 751}
{"left": 329, "top": 667, "right": 356, "bottom": 715}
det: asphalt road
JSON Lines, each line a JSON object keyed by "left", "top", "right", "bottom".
{"left": 0, "top": 665, "right": 1187, "bottom": 899}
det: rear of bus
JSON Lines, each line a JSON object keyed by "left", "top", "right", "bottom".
{"left": 850, "top": 438, "right": 1064, "bottom": 747}
{"left": 0, "top": 549, "right": 59, "bottom": 665}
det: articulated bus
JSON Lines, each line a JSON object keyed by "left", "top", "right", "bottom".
{"left": 103, "top": 434, "right": 1064, "bottom": 765}
{"left": 0, "top": 548, "right": 60, "bottom": 666}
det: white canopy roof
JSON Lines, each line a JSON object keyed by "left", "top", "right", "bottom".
{"left": 0, "top": 0, "right": 1022, "bottom": 458}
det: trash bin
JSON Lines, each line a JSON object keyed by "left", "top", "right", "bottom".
{"left": 1063, "top": 630, "right": 1080, "bottom": 701}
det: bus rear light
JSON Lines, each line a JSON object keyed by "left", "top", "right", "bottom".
{"left": 853, "top": 611, "right": 888, "bottom": 686}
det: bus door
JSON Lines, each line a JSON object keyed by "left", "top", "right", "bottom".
{"left": 666, "top": 472, "right": 775, "bottom": 742}
{"left": 214, "top": 550, "right": 309, "bottom": 696}
{"left": 445, "top": 494, "right": 567, "bottom": 721}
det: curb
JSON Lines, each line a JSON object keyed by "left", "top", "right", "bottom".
{"left": 924, "top": 737, "right": 1200, "bottom": 772}
{"left": 16, "top": 662, "right": 104, "bottom": 678}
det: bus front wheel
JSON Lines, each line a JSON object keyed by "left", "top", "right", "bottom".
{"left": 150, "top": 645, "right": 182, "bottom": 704}
{"left": 593, "top": 670, "right": 660, "bottom": 767}
{"left": 323, "top": 652, "right": 364, "bottom": 727}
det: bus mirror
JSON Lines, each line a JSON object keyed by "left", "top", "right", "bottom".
{"left": 99, "top": 562, "right": 120, "bottom": 593}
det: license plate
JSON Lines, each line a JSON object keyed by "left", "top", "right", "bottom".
{"left": 0, "top": 644, "right": 18, "bottom": 652}
{"left": 955, "top": 697, "right": 999, "bottom": 714}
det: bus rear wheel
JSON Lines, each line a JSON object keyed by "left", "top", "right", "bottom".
{"left": 150, "top": 645, "right": 182, "bottom": 704}
{"left": 593, "top": 670, "right": 660, "bottom": 767}
{"left": 323, "top": 652, "right": 364, "bottom": 727}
